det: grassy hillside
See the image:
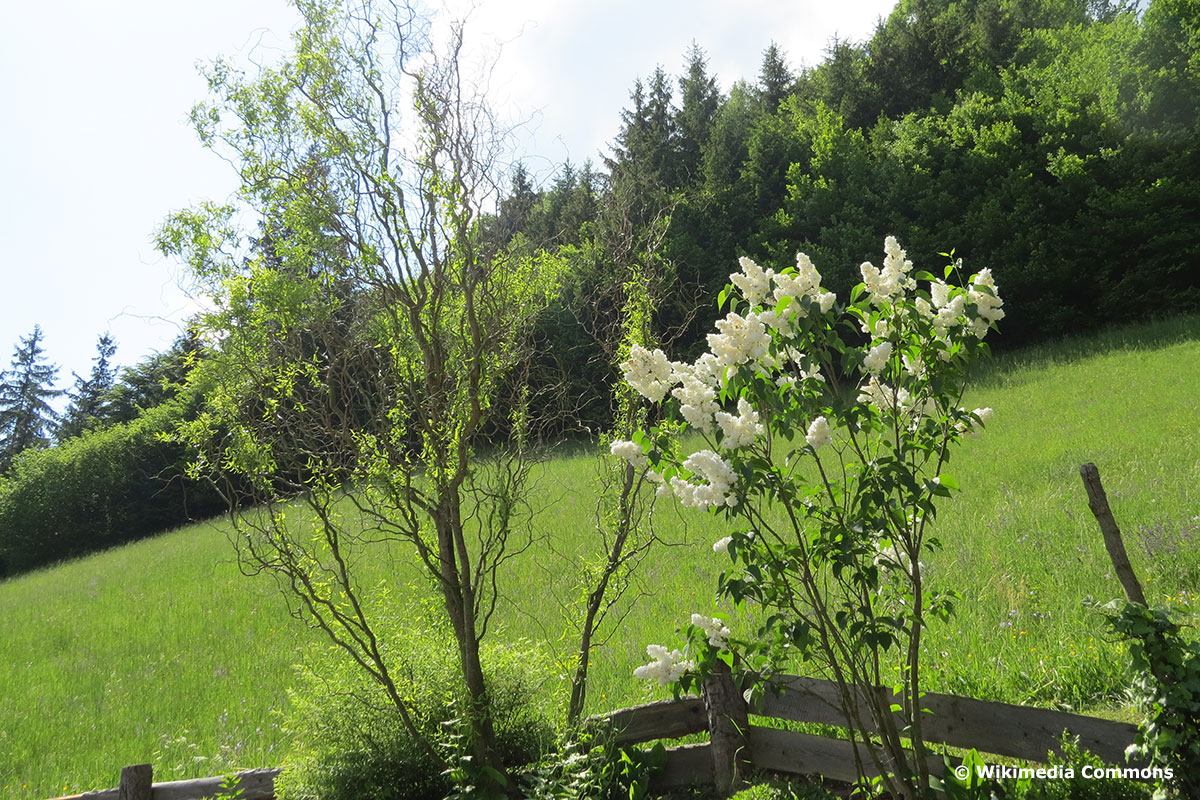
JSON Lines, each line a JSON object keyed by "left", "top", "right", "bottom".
{"left": 2, "top": 315, "right": 1198, "bottom": 799}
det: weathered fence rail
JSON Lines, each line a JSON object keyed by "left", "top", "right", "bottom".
{"left": 48, "top": 766, "right": 279, "bottom": 800}
{"left": 599, "top": 669, "right": 1141, "bottom": 791}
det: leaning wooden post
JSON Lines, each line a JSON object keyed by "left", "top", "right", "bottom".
{"left": 1079, "top": 463, "right": 1147, "bottom": 605}
{"left": 702, "top": 659, "right": 750, "bottom": 796}
{"left": 117, "top": 764, "right": 152, "bottom": 800}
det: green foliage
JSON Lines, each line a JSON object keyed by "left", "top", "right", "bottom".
{"left": 519, "top": 734, "right": 665, "bottom": 800}
{"left": 730, "top": 776, "right": 836, "bottom": 800}
{"left": 214, "top": 772, "right": 247, "bottom": 800}
{"left": 1092, "top": 600, "right": 1200, "bottom": 797}
{"left": 0, "top": 395, "right": 223, "bottom": 575}
{"left": 277, "top": 610, "right": 556, "bottom": 800}
{"left": 942, "top": 738, "right": 1152, "bottom": 799}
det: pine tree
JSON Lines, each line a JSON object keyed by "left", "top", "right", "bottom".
{"left": 58, "top": 332, "right": 118, "bottom": 440}
{"left": 0, "top": 326, "right": 62, "bottom": 471}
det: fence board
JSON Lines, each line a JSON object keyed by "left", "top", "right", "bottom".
{"left": 601, "top": 696, "right": 707, "bottom": 746}
{"left": 749, "top": 726, "right": 865, "bottom": 784}
{"left": 66, "top": 768, "right": 280, "bottom": 800}
{"left": 650, "top": 743, "right": 713, "bottom": 791}
{"left": 748, "top": 725, "right": 947, "bottom": 783}
{"left": 753, "top": 675, "right": 1138, "bottom": 764}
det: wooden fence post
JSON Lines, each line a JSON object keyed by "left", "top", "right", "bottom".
{"left": 702, "top": 659, "right": 749, "bottom": 796}
{"left": 117, "top": 764, "right": 152, "bottom": 800}
{"left": 1079, "top": 463, "right": 1147, "bottom": 605}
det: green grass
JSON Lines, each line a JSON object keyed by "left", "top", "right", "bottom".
{"left": 2, "top": 315, "right": 1198, "bottom": 798}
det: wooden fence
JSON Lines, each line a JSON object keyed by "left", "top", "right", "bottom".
{"left": 598, "top": 664, "right": 1142, "bottom": 793}
{"left": 47, "top": 674, "right": 1139, "bottom": 799}
{"left": 50, "top": 765, "right": 279, "bottom": 800}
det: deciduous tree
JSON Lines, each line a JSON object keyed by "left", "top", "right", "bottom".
{"left": 158, "top": 0, "right": 563, "bottom": 782}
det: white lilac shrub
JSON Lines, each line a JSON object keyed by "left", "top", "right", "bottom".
{"left": 616, "top": 238, "right": 1002, "bottom": 795}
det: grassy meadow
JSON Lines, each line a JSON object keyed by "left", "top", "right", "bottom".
{"left": 2, "top": 315, "right": 1199, "bottom": 798}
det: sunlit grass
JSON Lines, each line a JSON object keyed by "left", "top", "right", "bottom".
{"left": 1, "top": 314, "right": 1197, "bottom": 798}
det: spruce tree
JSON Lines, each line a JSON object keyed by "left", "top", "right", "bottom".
{"left": 58, "top": 332, "right": 118, "bottom": 440}
{"left": 674, "top": 42, "right": 720, "bottom": 187}
{"left": 0, "top": 326, "right": 62, "bottom": 471}
{"left": 758, "top": 42, "right": 794, "bottom": 111}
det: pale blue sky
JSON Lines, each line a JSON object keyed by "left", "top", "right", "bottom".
{"left": 0, "top": 0, "right": 894, "bottom": 394}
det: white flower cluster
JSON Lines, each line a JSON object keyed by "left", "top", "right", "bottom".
{"left": 715, "top": 397, "right": 763, "bottom": 449}
{"left": 967, "top": 268, "right": 1005, "bottom": 338}
{"left": 859, "top": 236, "right": 917, "bottom": 306}
{"left": 712, "top": 536, "right": 733, "bottom": 553}
{"left": 609, "top": 439, "right": 647, "bottom": 469}
{"left": 633, "top": 644, "right": 695, "bottom": 686}
{"left": 857, "top": 376, "right": 910, "bottom": 413}
{"left": 863, "top": 341, "right": 893, "bottom": 374}
{"left": 708, "top": 311, "right": 771, "bottom": 369}
{"left": 731, "top": 256, "right": 774, "bottom": 307}
{"left": 856, "top": 376, "right": 938, "bottom": 422}
{"left": 738, "top": 253, "right": 837, "bottom": 337}
{"left": 670, "top": 449, "right": 738, "bottom": 509}
{"left": 690, "top": 613, "right": 731, "bottom": 650}
{"left": 671, "top": 363, "right": 720, "bottom": 432}
{"left": 805, "top": 416, "right": 832, "bottom": 449}
{"left": 620, "top": 345, "right": 675, "bottom": 403}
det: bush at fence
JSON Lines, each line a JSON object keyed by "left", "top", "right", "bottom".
{"left": 276, "top": 607, "right": 556, "bottom": 800}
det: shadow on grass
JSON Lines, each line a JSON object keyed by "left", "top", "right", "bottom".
{"left": 973, "top": 313, "right": 1200, "bottom": 388}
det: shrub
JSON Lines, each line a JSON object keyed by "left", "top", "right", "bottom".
{"left": 276, "top": 606, "right": 556, "bottom": 800}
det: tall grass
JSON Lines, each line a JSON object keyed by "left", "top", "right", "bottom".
{"left": 1, "top": 315, "right": 1197, "bottom": 798}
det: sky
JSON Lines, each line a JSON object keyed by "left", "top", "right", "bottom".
{"left": 0, "top": 0, "right": 895, "bottom": 398}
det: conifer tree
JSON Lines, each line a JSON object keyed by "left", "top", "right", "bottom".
{"left": 757, "top": 42, "right": 794, "bottom": 111}
{"left": 58, "top": 332, "right": 118, "bottom": 440}
{"left": 0, "top": 326, "right": 61, "bottom": 471}
{"left": 674, "top": 42, "right": 721, "bottom": 186}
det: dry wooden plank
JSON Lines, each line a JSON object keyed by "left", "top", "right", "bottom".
{"left": 751, "top": 674, "right": 874, "bottom": 729}
{"left": 649, "top": 743, "right": 713, "bottom": 791}
{"left": 748, "top": 726, "right": 948, "bottom": 784}
{"left": 753, "top": 675, "right": 1138, "bottom": 765}
{"left": 74, "top": 768, "right": 281, "bottom": 800}
{"left": 919, "top": 693, "right": 1139, "bottom": 765}
{"left": 599, "top": 697, "right": 707, "bottom": 745}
